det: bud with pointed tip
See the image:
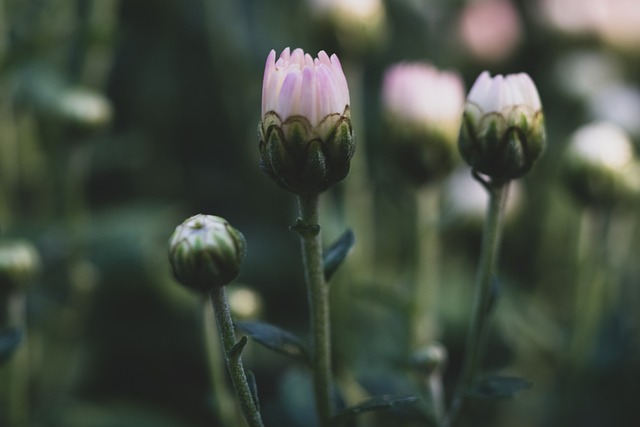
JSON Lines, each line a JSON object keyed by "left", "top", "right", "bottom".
{"left": 258, "top": 48, "right": 355, "bottom": 195}
{"left": 459, "top": 71, "right": 546, "bottom": 182}
{"left": 168, "top": 215, "right": 246, "bottom": 292}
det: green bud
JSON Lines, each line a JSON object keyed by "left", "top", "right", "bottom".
{"left": 0, "top": 240, "right": 41, "bottom": 295}
{"left": 168, "top": 215, "right": 246, "bottom": 292}
{"left": 258, "top": 109, "right": 355, "bottom": 195}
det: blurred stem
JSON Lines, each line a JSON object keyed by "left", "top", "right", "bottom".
{"left": 0, "top": 293, "right": 29, "bottom": 427}
{"left": 68, "top": 0, "right": 94, "bottom": 82}
{"left": 443, "top": 180, "right": 509, "bottom": 427}
{"left": 210, "top": 287, "right": 264, "bottom": 427}
{"left": 342, "top": 59, "right": 374, "bottom": 280}
{"left": 295, "top": 194, "right": 334, "bottom": 427}
{"left": 202, "top": 298, "right": 241, "bottom": 426}
{"left": 411, "top": 184, "right": 441, "bottom": 351}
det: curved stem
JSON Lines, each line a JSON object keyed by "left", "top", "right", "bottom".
{"left": 210, "top": 287, "right": 264, "bottom": 427}
{"left": 296, "top": 194, "right": 334, "bottom": 427}
{"left": 443, "top": 181, "right": 509, "bottom": 427}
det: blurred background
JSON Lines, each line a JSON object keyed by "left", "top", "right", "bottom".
{"left": 0, "top": 0, "right": 639, "bottom": 426}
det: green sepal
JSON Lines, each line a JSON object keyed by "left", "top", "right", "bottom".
{"left": 468, "top": 375, "right": 532, "bottom": 400}
{"left": 236, "top": 320, "right": 309, "bottom": 363}
{"left": 323, "top": 229, "right": 355, "bottom": 281}
{"left": 0, "top": 328, "right": 22, "bottom": 366}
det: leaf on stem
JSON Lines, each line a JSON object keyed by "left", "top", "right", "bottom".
{"left": 236, "top": 321, "right": 309, "bottom": 363}
{"left": 468, "top": 375, "right": 532, "bottom": 399}
{"left": 246, "top": 370, "right": 261, "bottom": 412}
{"left": 332, "top": 395, "right": 420, "bottom": 423}
{"left": 323, "top": 229, "right": 355, "bottom": 281}
{"left": 229, "top": 335, "right": 248, "bottom": 359}
{"left": 0, "top": 328, "right": 23, "bottom": 366}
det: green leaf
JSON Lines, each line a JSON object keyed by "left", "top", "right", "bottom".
{"left": 323, "top": 229, "right": 355, "bottom": 281}
{"left": 332, "top": 395, "right": 419, "bottom": 423}
{"left": 236, "top": 321, "right": 309, "bottom": 363}
{"left": 246, "top": 370, "right": 260, "bottom": 412}
{"left": 0, "top": 328, "right": 23, "bottom": 366}
{"left": 468, "top": 375, "right": 533, "bottom": 399}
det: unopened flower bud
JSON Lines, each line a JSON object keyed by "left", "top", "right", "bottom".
{"left": 168, "top": 215, "right": 246, "bottom": 292}
{"left": 258, "top": 48, "right": 355, "bottom": 195}
{"left": 459, "top": 71, "right": 546, "bottom": 182}
{"left": 563, "top": 121, "right": 640, "bottom": 206}
{"left": 0, "top": 240, "right": 40, "bottom": 295}
{"left": 411, "top": 342, "right": 447, "bottom": 375}
{"left": 381, "top": 62, "right": 465, "bottom": 184}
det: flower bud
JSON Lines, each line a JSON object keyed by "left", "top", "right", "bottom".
{"left": 381, "top": 62, "right": 465, "bottom": 184}
{"left": 459, "top": 71, "right": 546, "bottom": 182}
{"left": 168, "top": 215, "right": 246, "bottom": 292}
{"left": 563, "top": 121, "right": 640, "bottom": 206}
{"left": 258, "top": 48, "right": 355, "bottom": 195}
{"left": 0, "top": 240, "right": 40, "bottom": 296}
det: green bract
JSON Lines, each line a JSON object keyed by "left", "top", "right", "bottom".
{"left": 168, "top": 215, "right": 246, "bottom": 292}
{"left": 258, "top": 108, "right": 354, "bottom": 195}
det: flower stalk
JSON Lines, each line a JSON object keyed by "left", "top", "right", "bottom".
{"left": 295, "top": 194, "right": 334, "bottom": 426}
{"left": 210, "top": 286, "right": 264, "bottom": 427}
{"left": 443, "top": 178, "right": 509, "bottom": 427}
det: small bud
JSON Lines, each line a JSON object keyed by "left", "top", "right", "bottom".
{"left": 381, "top": 62, "right": 465, "bottom": 184}
{"left": 168, "top": 215, "right": 246, "bottom": 292}
{"left": 563, "top": 121, "right": 640, "bottom": 206}
{"left": 459, "top": 71, "right": 546, "bottom": 182}
{"left": 258, "top": 48, "right": 355, "bottom": 195}
{"left": 411, "top": 342, "right": 447, "bottom": 376}
{"left": 0, "top": 240, "right": 41, "bottom": 295}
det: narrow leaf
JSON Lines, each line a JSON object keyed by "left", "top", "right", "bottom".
{"left": 0, "top": 328, "right": 23, "bottom": 366}
{"left": 236, "top": 321, "right": 309, "bottom": 363}
{"left": 333, "top": 395, "right": 419, "bottom": 422}
{"left": 229, "top": 335, "right": 248, "bottom": 360}
{"left": 468, "top": 375, "right": 532, "bottom": 399}
{"left": 246, "top": 370, "right": 260, "bottom": 412}
{"left": 323, "top": 229, "right": 355, "bottom": 281}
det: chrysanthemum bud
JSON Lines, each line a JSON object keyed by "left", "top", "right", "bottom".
{"left": 381, "top": 62, "right": 465, "bottom": 184}
{"left": 459, "top": 71, "right": 546, "bottom": 182}
{"left": 563, "top": 122, "right": 640, "bottom": 206}
{"left": 0, "top": 240, "right": 40, "bottom": 296}
{"left": 258, "top": 48, "right": 355, "bottom": 195}
{"left": 168, "top": 215, "right": 246, "bottom": 292}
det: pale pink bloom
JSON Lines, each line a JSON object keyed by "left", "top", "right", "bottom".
{"left": 538, "top": 0, "right": 606, "bottom": 35}
{"left": 261, "top": 47, "right": 349, "bottom": 130}
{"left": 596, "top": 0, "right": 640, "bottom": 52}
{"left": 466, "top": 70, "right": 542, "bottom": 122}
{"left": 459, "top": 0, "right": 522, "bottom": 62}
{"left": 381, "top": 62, "right": 465, "bottom": 141}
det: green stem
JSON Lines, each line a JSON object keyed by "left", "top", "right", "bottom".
{"left": 210, "top": 287, "right": 264, "bottom": 427}
{"left": 296, "top": 194, "right": 333, "bottom": 427}
{"left": 443, "top": 181, "right": 509, "bottom": 427}
{"left": 411, "top": 184, "right": 441, "bottom": 351}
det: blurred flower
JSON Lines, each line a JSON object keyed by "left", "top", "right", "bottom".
{"left": 459, "top": 71, "right": 546, "bottom": 181}
{"left": 381, "top": 62, "right": 465, "bottom": 184}
{"left": 227, "top": 285, "right": 263, "bottom": 320}
{"left": 458, "top": 0, "right": 522, "bottom": 63}
{"left": 0, "top": 240, "right": 40, "bottom": 295}
{"left": 168, "top": 215, "right": 246, "bottom": 292}
{"left": 595, "top": 0, "right": 640, "bottom": 52}
{"left": 563, "top": 122, "right": 640, "bottom": 206}
{"left": 259, "top": 48, "right": 355, "bottom": 195}
{"left": 553, "top": 50, "right": 623, "bottom": 100}
{"left": 538, "top": 0, "right": 605, "bottom": 36}
{"left": 308, "top": 0, "right": 387, "bottom": 52}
